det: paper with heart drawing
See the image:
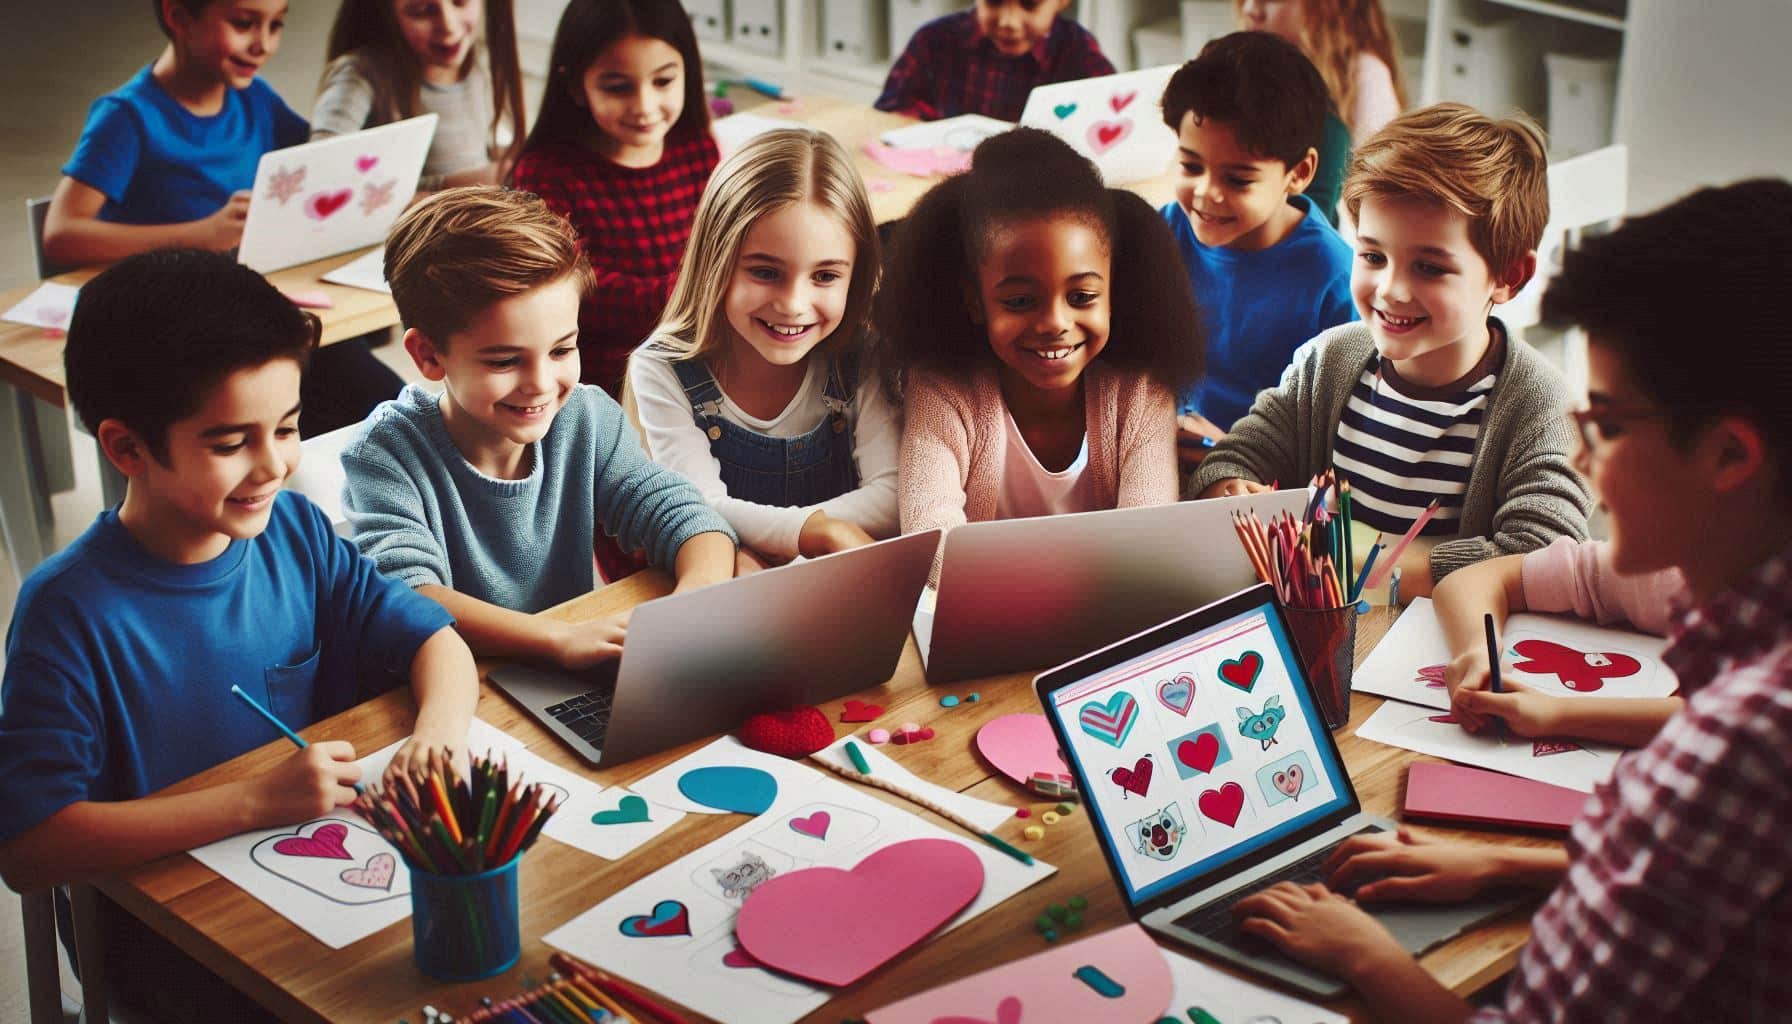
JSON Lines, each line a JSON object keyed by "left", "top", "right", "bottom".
{"left": 544, "top": 760, "right": 1054, "bottom": 1024}
{"left": 812, "top": 735, "right": 1013, "bottom": 831}
{"left": 878, "top": 113, "right": 1014, "bottom": 152}
{"left": 1353, "top": 598, "right": 1677, "bottom": 711}
{"left": 2, "top": 281, "right": 79, "bottom": 330}
{"left": 186, "top": 717, "right": 525, "bottom": 947}
{"left": 627, "top": 735, "right": 825, "bottom": 817}
{"left": 1354, "top": 699, "right": 1621, "bottom": 792}
{"left": 1160, "top": 942, "right": 1347, "bottom": 1024}
{"left": 865, "top": 923, "right": 1174, "bottom": 1023}
{"left": 495, "top": 746, "right": 684, "bottom": 860}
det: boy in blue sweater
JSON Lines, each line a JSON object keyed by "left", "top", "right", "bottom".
{"left": 1160, "top": 31, "right": 1356, "bottom": 472}
{"left": 342, "top": 187, "right": 737, "bottom": 670}
{"left": 0, "top": 249, "right": 478, "bottom": 1020}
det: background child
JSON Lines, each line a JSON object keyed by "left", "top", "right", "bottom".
{"left": 44, "top": 0, "right": 404, "bottom": 437}
{"left": 1231, "top": 177, "right": 1792, "bottom": 1024}
{"left": 874, "top": 128, "right": 1203, "bottom": 539}
{"left": 625, "top": 129, "right": 898, "bottom": 566}
{"left": 874, "top": 0, "right": 1115, "bottom": 122}
{"left": 511, "top": 0, "right": 715, "bottom": 396}
{"left": 0, "top": 249, "right": 477, "bottom": 1021}
{"left": 311, "top": 0, "right": 527, "bottom": 189}
{"left": 1196, "top": 103, "right": 1590, "bottom": 599}
{"left": 1160, "top": 32, "right": 1356, "bottom": 464}
{"left": 1237, "top": 0, "right": 1405, "bottom": 144}
{"left": 342, "top": 187, "right": 736, "bottom": 670}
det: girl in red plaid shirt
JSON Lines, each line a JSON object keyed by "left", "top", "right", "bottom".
{"left": 512, "top": 0, "right": 717, "bottom": 396}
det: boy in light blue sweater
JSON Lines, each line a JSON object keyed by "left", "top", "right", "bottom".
{"left": 342, "top": 188, "right": 737, "bottom": 669}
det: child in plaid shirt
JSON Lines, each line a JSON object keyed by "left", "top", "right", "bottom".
{"left": 511, "top": 0, "right": 716, "bottom": 396}
{"left": 1232, "top": 178, "right": 1792, "bottom": 1023}
{"left": 875, "top": 0, "right": 1115, "bottom": 122}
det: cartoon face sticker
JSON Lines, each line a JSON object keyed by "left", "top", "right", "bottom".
{"left": 1236, "top": 696, "right": 1286, "bottom": 751}
{"left": 710, "top": 852, "right": 776, "bottom": 900}
{"left": 1123, "top": 803, "right": 1187, "bottom": 861}
{"left": 1254, "top": 750, "right": 1316, "bottom": 808}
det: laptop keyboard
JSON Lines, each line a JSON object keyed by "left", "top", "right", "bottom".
{"left": 543, "top": 689, "right": 612, "bottom": 749}
{"left": 1173, "top": 826, "right": 1386, "bottom": 944}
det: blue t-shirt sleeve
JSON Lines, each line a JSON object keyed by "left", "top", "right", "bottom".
{"left": 1319, "top": 268, "right": 1358, "bottom": 328}
{"left": 263, "top": 82, "right": 310, "bottom": 149}
{"left": 0, "top": 653, "right": 107, "bottom": 844}
{"left": 62, "top": 95, "right": 142, "bottom": 203}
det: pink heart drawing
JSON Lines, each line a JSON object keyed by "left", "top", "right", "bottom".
{"left": 1197, "top": 782, "right": 1245, "bottom": 827}
{"left": 735, "top": 838, "right": 985, "bottom": 987}
{"left": 935, "top": 995, "right": 1023, "bottom": 1024}
{"left": 304, "top": 189, "right": 353, "bottom": 221}
{"left": 1176, "top": 732, "right": 1221, "bottom": 774}
{"left": 1086, "top": 119, "right": 1133, "bottom": 155}
{"left": 1109, "top": 90, "right": 1137, "bottom": 113}
{"left": 1533, "top": 739, "right": 1583, "bottom": 757}
{"left": 1273, "top": 764, "right": 1304, "bottom": 798}
{"left": 272, "top": 822, "right": 353, "bottom": 860}
{"left": 355, "top": 155, "right": 379, "bottom": 173}
{"left": 721, "top": 945, "right": 762, "bottom": 969}
{"left": 339, "top": 852, "right": 395, "bottom": 890}
{"left": 1157, "top": 674, "right": 1195, "bottom": 715}
{"left": 790, "top": 811, "right": 831, "bottom": 840}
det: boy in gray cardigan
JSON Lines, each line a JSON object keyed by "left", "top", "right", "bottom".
{"left": 342, "top": 188, "right": 737, "bottom": 669}
{"left": 1195, "top": 104, "right": 1590, "bottom": 597}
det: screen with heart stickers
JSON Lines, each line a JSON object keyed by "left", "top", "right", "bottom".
{"left": 1045, "top": 601, "right": 1351, "bottom": 902}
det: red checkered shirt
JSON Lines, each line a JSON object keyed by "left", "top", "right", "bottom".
{"left": 874, "top": 12, "right": 1115, "bottom": 123}
{"left": 1472, "top": 543, "right": 1792, "bottom": 1023}
{"left": 511, "top": 126, "right": 718, "bottom": 395}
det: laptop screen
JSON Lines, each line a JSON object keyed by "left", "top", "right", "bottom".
{"left": 1042, "top": 595, "right": 1354, "bottom": 905}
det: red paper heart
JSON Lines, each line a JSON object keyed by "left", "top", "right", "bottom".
{"left": 722, "top": 945, "right": 762, "bottom": 969}
{"left": 1219, "top": 652, "right": 1263, "bottom": 691}
{"left": 740, "top": 706, "right": 834, "bottom": 759}
{"left": 1176, "top": 732, "right": 1221, "bottom": 774}
{"left": 735, "top": 838, "right": 985, "bottom": 986}
{"left": 841, "top": 699, "right": 884, "bottom": 723}
{"left": 304, "top": 189, "right": 353, "bottom": 220}
{"left": 272, "top": 822, "right": 352, "bottom": 860}
{"left": 1109, "top": 755, "right": 1153, "bottom": 797}
{"left": 1197, "top": 782, "right": 1245, "bottom": 827}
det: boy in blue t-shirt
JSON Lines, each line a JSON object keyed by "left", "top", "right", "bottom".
{"left": 1159, "top": 32, "right": 1356, "bottom": 474}
{"left": 0, "top": 250, "right": 478, "bottom": 1021}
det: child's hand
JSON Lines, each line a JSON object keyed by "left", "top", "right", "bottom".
{"left": 1199, "top": 477, "right": 1273, "bottom": 500}
{"left": 385, "top": 726, "right": 467, "bottom": 790}
{"left": 551, "top": 610, "right": 630, "bottom": 670}
{"left": 1444, "top": 648, "right": 1495, "bottom": 731}
{"left": 1453, "top": 686, "right": 1565, "bottom": 738}
{"left": 1232, "top": 881, "right": 1406, "bottom": 982}
{"left": 249, "top": 741, "right": 361, "bottom": 827}
{"left": 196, "top": 191, "right": 252, "bottom": 251}
{"left": 798, "top": 511, "right": 876, "bottom": 558}
{"left": 1322, "top": 827, "right": 1499, "bottom": 904}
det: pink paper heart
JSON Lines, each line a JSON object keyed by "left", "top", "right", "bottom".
{"left": 976, "top": 714, "right": 1067, "bottom": 786}
{"left": 355, "top": 155, "right": 379, "bottom": 172}
{"left": 790, "top": 811, "right": 831, "bottom": 839}
{"left": 304, "top": 189, "right": 353, "bottom": 221}
{"left": 339, "top": 852, "right": 395, "bottom": 890}
{"left": 721, "top": 945, "right": 762, "bottom": 969}
{"left": 272, "top": 822, "right": 353, "bottom": 860}
{"left": 735, "top": 838, "right": 985, "bottom": 986}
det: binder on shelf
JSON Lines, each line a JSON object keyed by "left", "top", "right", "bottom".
{"left": 888, "top": 0, "right": 958, "bottom": 57}
{"left": 687, "top": 0, "right": 729, "bottom": 43}
{"left": 822, "top": 0, "right": 889, "bottom": 64}
{"left": 733, "top": 0, "right": 783, "bottom": 56}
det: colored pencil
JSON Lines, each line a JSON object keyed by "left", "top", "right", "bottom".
{"left": 1350, "top": 533, "right": 1383, "bottom": 603}
{"left": 553, "top": 953, "right": 688, "bottom": 1024}
{"left": 1367, "top": 498, "right": 1441, "bottom": 591}
{"left": 229, "top": 684, "right": 365, "bottom": 795}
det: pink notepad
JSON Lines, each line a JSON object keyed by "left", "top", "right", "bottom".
{"left": 1403, "top": 761, "right": 1589, "bottom": 832}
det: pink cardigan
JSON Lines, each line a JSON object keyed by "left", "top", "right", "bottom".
{"left": 899, "top": 362, "right": 1178, "bottom": 537}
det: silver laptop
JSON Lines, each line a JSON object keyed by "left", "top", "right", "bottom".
{"left": 914, "top": 490, "right": 1312, "bottom": 683}
{"left": 1036, "top": 584, "right": 1519, "bottom": 997}
{"left": 489, "top": 529, "right": 940, "bottom": 767}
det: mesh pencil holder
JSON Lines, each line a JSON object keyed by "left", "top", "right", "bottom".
{"left": 410, "top": 855, "right": 522, "bottom": 981}
{"left": 1284, "top": 604, "right": 1358, "bottom": 731}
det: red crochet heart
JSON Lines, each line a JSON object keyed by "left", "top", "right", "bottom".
{"left": 740, "top": 706, "right": 835, "bottom": 759}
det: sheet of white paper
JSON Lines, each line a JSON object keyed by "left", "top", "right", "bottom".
{"left": 1354, "top": 598, "right": 1677, "bottom": 710}
{"left": 1354, "top": 699, "right": 1621, "bottom": 792}
{"left": 878, "top": 114, "right": 1013, "bottom": 151}
{"left": 1, "top": 281, "right": 79, "bottom": 329}
{"left": 626, "top": 736, "right": 828, "bottom": 816}
{"left": 185, "top": 718, "right": 525, "bottom": 948}
{"left": 544, "top": 764, "right": 1054, "bottom": 1024}
{"left": 1160, "top": 944, "right": 1348, "bottom": 1024}
{"left": 713, "top": 114, "right": 806, "bottom": 158}
{"left": 500, "top": 744, "right": 687, "bottom": 860}
{"left": 319, "top": 246, "right": 390, "bottom": 293}
{"left": 811, "top": 735, "right": 1014, "bottom": 832}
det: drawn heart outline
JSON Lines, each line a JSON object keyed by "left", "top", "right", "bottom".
{"left": 1197, "top": 782, "right": 1246, "bottom": 827}
{"left": 1157, "top": 674, "right": 1195, "bottom": 715}
{"left": 618, "top": 899, "right": 691, "bottom": 938}
{"left": 1110, "top": 755, "right": 1153, "bottom": 797}
{"left": 272, "top": 821, "right": 353, "bottom": 860}
{"left": 1218, "top": 652, "right": 1263, "bottom": 692}
{"left": 339, "top": 852, "right": 396, "bottom": 890}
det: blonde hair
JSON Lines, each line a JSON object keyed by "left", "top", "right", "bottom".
{"left": 1239, "top": 0, "right": 1407, "bottom": 136}
{"left": 636, "top": 128, "right": 879, "bottom": 366}
{"left": 384, "top": 186, "right": 594, "bottom": 345}
{"left": 1343, "top": 102, "right": 1549, "bottom": 276}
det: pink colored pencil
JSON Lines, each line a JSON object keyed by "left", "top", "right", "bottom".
{"left": 1367, "top": 499, "right": 1441, "bottom": 591}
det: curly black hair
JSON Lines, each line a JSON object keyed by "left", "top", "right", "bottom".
{"left": 1159, "top": 31, "right": 1331, "bottom": 167}
{"left": 870, "top": 127, "right": 1204, "bottom": 401}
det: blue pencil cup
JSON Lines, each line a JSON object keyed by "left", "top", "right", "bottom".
{"left": 410, "top": 856, "right": 522, "bottom": 982}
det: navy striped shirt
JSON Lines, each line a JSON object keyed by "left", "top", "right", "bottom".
{"left": 1332, "top": 331, "right": 1506, "bottom": 536}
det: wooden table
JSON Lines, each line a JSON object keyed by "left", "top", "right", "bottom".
{"left": 0, "top": 248, "right": 400, "bottom": 577}
{"left": 97, "top": 578, "right": 1555, "bottom": 1024}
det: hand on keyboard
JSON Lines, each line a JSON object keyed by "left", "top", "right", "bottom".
{"left": 1322, "top": 827, "right": 1501, "bottom": 905}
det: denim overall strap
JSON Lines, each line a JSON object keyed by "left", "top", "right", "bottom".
{"left": 680, "top": 354, "right": 860, "bottom": 506}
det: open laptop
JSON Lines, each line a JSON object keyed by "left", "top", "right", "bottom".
{"left": 1019, "top": 64, "right": 1179, "bottom": 184}
{"left": 914, "top": 490, "right": 1311, "bottom": 683}
{"left": 1036, "top": 584, "right": 1520, "bottom": 997}
{"left": 237, "top": 113, "right": 438, "bottom": 273}
{"left": 489, "top": 529, "right": 940, "bottom": 767}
